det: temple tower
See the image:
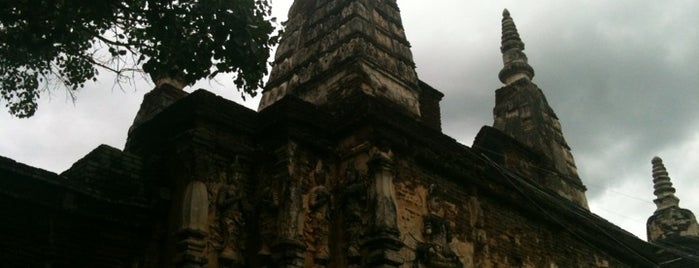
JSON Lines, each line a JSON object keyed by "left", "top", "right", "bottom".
{"left": 646, "top": 156, "right": 699, "bottom": 243}
{"left": 498, "top": 9, "right": 534, "bottom": 85}
{"left": 491, "top": 9, "right": 588, "bottom": 207}
{"left": 258, "top": 0, "right": 440, "bottom": 125}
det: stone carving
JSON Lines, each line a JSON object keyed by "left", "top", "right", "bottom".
{"left": 304, "top": 163, "right": 332, "bottom": 265}
{"left": 416, "top": 185, "right": 462, "bottom": 268}
{"left": 341, "top": 166, "right": 368, "bottom": 265}
{"left": 255, "top": 143, "right": 309, "bottom": 268}
{"left": 272, "top": 179, "right": 306, "bottom": 268}
{"left": 366, "top": 147, "right": 399, "bottom": 235}
{"left": 257, "top": 181, "right": 281, "bottom": 262}
{"left": 427, "top": 184, "right": 443, "bottom": 215}
{"left": 176, "top": 181, "right": 209, "bottom": 268}
{"left": 181, "top": 180, "right": 209, "bottom": 232}
{"left": 216, "top": 162, "right": 246, "bottom": 266}
{"left": 362, "top": 147, "right": 404, "bottom": 267}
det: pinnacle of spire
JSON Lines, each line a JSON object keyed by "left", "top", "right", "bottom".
{"left": 498, "top": 9, "right": 534, "bottom": 85}
{"left": 257, "top": 0, "right": 423, "bottom": 117}
{"left": 651, "top": 156, "right": 680, "bottom": 211}
{"left": 491, "top": 9, "right": 586, "bottom": 208}
{"left": 647, "top": 156, "right": 699, "bottom": 243}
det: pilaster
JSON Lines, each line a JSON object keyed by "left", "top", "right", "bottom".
{"left": 361, "top": 149, "right": 403, "bottom": 267}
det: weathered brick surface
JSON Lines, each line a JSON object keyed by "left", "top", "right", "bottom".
{"left": 418, "top": 80, "right": 444, "bottom": 131}
{"left": 2, "top": 84, "right": 695, "bottom": 267}
{"left": 2, "top": 1, "right": 697, "bottom": 267}
{"left": 61, "top": 144, "right": 145, "bottom": 202}
{"left": 259, "top": 0, "right": 422, "bottom": 117}
{"left": 0, "top": 156, "right": 152, "bottom": 267}
{"left": 493, "top": 79, "right": 588, "bottom": 208}
{"left": 494, "top": 10, "right": 587, "bottom": 209}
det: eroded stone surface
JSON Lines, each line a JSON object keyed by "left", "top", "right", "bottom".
{"left": 492, "top": 72, "right": 587, "bottom": 208}
{"left": 647, "top": 157, "right": 699, "bottom": 244}
{"left": 2, "top": 2, "right": 698, "bottom": 267}
{"left": 491, "top": 10, "right": 587, "bottom": 208}
{"left": 258, "top": 0, "right": 423, "bottom": 118}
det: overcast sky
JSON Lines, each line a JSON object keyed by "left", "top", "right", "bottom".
{"left": 1, "top": 0, "right": 697, "bottom": 240}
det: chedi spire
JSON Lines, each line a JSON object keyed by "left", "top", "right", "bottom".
{"left": 257, "top": 0, "right": 424, "bottom": 118}
{"left": 490, "top": 9, "right": 587, "bottom": 208}
{"left": 651, "top": 156, "right": 680, "bottom": 211}
{"left": 646, "top": 156, "right": 699, "bottom": 243}
{"left": 499, "top": 9, "right": 535, "bottom": 85}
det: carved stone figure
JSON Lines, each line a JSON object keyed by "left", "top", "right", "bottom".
{"left": 258, "top": 182, "right": 281, "bottom": 260}
{"left": 217, "top": 180, "right": 244, "bottom": 265}
{"left": 416, "top": 185, "right": 462, "bottom": 268}
{"left": 205, "top": 160, "right": 249, "bottom": 267}
{"left": 304, "top": 167, "right": 332, "bottom": 265}
{"left": 341, "top": 166, "right": 367, "bottom": 266}
{"left": 427, "top": 184, "right": 443, "bottom": 215}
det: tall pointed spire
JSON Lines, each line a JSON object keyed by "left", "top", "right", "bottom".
{"left": 258, "top": 0, "right": 427, "bottom": 119}
{"left": 651, "top": 156, "right": 680, "bottom": 211}
{"left": 499, "top": 9, "right": 534, "bottom": 85}
{"left": 647, "top": 156, "right": 699, "bottom": 243}
{"left": 491, "top": 9, "right": 587, "bottom": 208}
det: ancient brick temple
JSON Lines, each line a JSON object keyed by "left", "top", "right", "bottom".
{"left": 2, "top": 1, "right": 698, "bottom": 267}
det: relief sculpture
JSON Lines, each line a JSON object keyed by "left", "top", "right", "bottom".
{"left": 416, "top": 185, "right": 462, "bottom": 268}
{"left": 341, "top": 166, "right": 367, "bottom": 266}
{"left": 211, "top": 159, "right": 248, "bottom": 267}
{"left": 258, "top": 180, "right": 281, "bottom": 263}
{"left": 217, "top": 180, "right": 244, "bottom": 265}
{"left": 304, "top": 164, "right": 332, "bottom": 266}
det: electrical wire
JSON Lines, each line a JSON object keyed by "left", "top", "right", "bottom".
{"left": 594, "top": 206, "right": 645, "bottom": 222}
{"left": 471, "top": 141, "right": 699, "bottom": 266}
{"left": 585, "top": 183, "right": 654, "bottom": 205}
{"left": 479, "top": 153, "right": 661, "bottom": 267}
{"left": 473, "top": 144, "right": 655, "bottom": 224}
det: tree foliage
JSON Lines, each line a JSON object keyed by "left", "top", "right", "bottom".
{"left": 0, "top": 0, "right": 278, "bottom": 117}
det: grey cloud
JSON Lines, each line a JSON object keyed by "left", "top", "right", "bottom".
{"left": 400, "top": 1, "right": 699, "bottom": 233}
{"left": 1, "top": 0, "right": 697, "bottom": 238}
